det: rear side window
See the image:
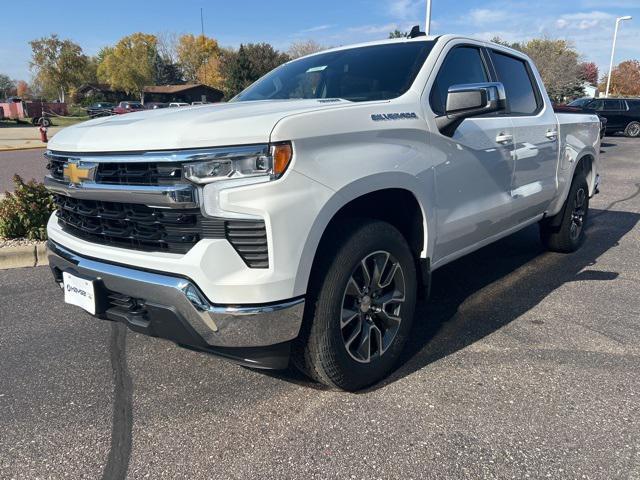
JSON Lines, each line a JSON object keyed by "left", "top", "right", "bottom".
{"left": 628, "top": 100, "right": 640, "bottom": 111}
{"left": 603, "top": 99, "right": 623, "bottom": 110}
{"left": 489, "top": 50, "right": 539, "bottom": 115}
{"left": 430, "top": 46, "right": 488, "bottom": 115}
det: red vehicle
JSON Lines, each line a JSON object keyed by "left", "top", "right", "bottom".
{"left": 112, "top": 101, "right": 144, "bottom": 115}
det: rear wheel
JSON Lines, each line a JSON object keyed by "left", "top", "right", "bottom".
{"left": 540, "top": 171, "right": 589, "bottom": 253}
{"left": 293, "top": 220, "right": 417, "bottom": 391}
{"left": 624, "top": 121, "right": 640, "bottom": 138}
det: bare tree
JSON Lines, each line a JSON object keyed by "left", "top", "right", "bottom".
{"left": 288, "top": 40, "right": 326, "bottom": 59}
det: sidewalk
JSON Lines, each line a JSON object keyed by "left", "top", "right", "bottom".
{"left": 0, "top": 126, "right": 63, "bottom": 151}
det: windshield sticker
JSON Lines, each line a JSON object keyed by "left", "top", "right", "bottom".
{"left": 306, "top": 65, "right": 327, "bottom": 73}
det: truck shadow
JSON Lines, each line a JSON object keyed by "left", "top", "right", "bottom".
{"left": 374, "top": 207, "right": 638, "bottom": 390}
{"left": 266, "top": 207, "right": 638, "bottom": 391}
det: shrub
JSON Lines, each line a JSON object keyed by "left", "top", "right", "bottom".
{"left": 0, "top": 175, "right": 55, "bottom": 240}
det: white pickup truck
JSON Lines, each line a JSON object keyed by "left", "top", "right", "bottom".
{"left": 45, "top": 33, "right": 600, "bottom": 390}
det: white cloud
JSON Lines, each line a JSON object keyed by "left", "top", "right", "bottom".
{"left": 388, "top": 0, "right": 423, "bottom": 20}
{"left": 299, "top": 24, "right": 334, "bottom": 34}
{"left": 348, "top": 23, "right": 399, "bottom": 35}
{"left": 467, "top": 9, "right": 509, "bottom": 26}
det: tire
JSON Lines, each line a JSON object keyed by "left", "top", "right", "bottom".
{"left": 540, "top": 171, "right": 589, "bottom": 253}
{"left": 624, "top": 121, "right": 640, "bottom": 138}
{"left": 39, "top": 117, "right": 51, "bottom": 127}
{"left": 293, "top": 219, "right": 417, "bottom": 391}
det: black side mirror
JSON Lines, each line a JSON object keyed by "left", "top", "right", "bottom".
{"left": 436, "top": 82, "right": 507, "bottom": 136}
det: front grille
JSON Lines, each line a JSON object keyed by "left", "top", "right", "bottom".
{"left": 45, "top": 153, "right": 184, "bottom": 186}
{"left": 95, "top": 162, "right": 183, "bottom": 185}
{"left": 54, "top": 195, "right": 224, "bottom": 254}
{"left": 54, "top": 195, "right": 269, "bottom": 266}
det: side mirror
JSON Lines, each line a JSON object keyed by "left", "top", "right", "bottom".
{"left": 436, "top": 82, "right": 507, "bottom": 136}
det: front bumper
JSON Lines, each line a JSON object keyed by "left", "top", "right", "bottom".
{"left": 47, "top": 240, "right": 304, "bottom": 369}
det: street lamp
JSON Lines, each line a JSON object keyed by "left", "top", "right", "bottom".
{"left": 605, "top": 15, "right": 632, "bottom": 98}
{"left": 425, "top": 0, "right": 432, "bottom": 35}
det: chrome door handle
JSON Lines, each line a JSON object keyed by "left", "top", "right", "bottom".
{"left": 495, "top": 132, "right": 513, "bottom": 144}
{"left": 545, "top": 129, "right": 558, "bottom": 140}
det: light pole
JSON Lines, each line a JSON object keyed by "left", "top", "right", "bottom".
{"left": 425, "top": 0, "right": 432, "bottom": 35}
{"left": 605, "top": 15, "right": 632, "bottom": 98}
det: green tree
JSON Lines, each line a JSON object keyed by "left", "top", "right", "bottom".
{"left": 176, "top": 34, "right": 221, "bottom": 87}
{"left": 220, "top": 43, "right": 289, "bottom": 99}
{"left": 389, "top": 29, "right": 408, "bottom": 39}
{"left": 29, "top": 35, "right": 88, "bottom": 102}
{"left": 0, "top": 74, "right": 14, "bottom": 99}
{"left": 97, "top": 33, "right": 158, "bottom": 99}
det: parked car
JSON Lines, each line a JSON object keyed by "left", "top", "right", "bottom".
{"left": 168, "top": 102, "right": 189, "bottom": 107}
{"left": 554, "top": 104, "right": 607, "bottom": 138}
{"left": 44, "top": 33, "right": 601, "bottom": 390}
{"left": 85, "top": 102, "right": 114, "bottom": 118}
{"left": 112, "top": 101, "right": 144, "bottom": 115}
{"left": 568, "top": 97, "right": 640, "bottom": 137}
{"left": 145, "top": 102, "right": 169, "bottom": 110}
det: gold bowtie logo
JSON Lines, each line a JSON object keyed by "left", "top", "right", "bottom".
{"left": 63, "top": 162, "right": 96, "bottom": 184}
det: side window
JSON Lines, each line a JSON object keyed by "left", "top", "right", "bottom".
{"left": 603, "top": 99, "right": 622, "bottom": 110}
{"left": 489, "top": 50, "right": 540, "bottom": 115}
{"left": 589, "top": 99, "right": 604, "bottom": 111}
{"left": 430, "top": 46, "right": 488, "bottom": 115}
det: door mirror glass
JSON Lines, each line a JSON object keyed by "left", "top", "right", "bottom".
{"left": 436, "top": 82, "right": 507, "bottom": 136}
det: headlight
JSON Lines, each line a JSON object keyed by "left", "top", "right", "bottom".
{"left": 183, "top": 142, "right": 293, "bottom": 184}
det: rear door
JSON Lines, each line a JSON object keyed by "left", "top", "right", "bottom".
{"left": 488, "top": 49, "right": 559, "bottom": 219}
{"left": 426, "top": 43, "right": 517, "bottom": 263}
{"left": 590, "top": 99, "right": 625, "bottom": 130}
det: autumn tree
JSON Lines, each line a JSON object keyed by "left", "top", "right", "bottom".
{"left": 600, "top": 60, "right": 640, "bottom": 97}
{"left": 579, "top": 62, "right": 599, "bottom": 86}
{"left": 98, "top": 33, "right": 158, "bottom": 99}
{"left": 176, "top": 34, "right": 221, "bottom": 88}
{"left": 288, "top": 40, "right": 325, "bottom": 59}
{"left": 0, "top": 74, "right": 14, "bottom": 99}
{"left": 15, "top": 80, "right": 30, "bottom": 98}
{"left": 220, "top": 43, "right": 289, "bottom": 99}
{"left": 29, "top": 35, "right": 89, "bottom": 102}
{"left": 155, "top": 32, "right": 183, "bottom": 85}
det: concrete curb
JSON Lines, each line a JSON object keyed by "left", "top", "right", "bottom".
{"left": 0, "top": 244, "right": 48, "bottom": 269}
{"left": 0, "top": 145, "right": 47, "bottom": 152}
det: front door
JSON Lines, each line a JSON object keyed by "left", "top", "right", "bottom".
{"left": 427, "top": 44, "right": 517, "bottom": 265}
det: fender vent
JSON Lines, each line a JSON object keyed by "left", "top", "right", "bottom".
{"left": 226, "top": 220, "right": 269, "bottom": 268}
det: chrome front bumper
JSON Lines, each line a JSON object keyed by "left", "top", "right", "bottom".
{"left": 47, "top": 241, "right": 304, "bottom": 352}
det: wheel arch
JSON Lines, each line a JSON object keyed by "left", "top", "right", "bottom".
{"left": 293, "top": 172, "right": 435, "bottom": 297}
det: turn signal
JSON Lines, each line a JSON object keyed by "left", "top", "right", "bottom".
{"left": 271, "top": 142, "right": 293, "bottom": 178}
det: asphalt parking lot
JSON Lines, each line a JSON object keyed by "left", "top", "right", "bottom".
{"left": 1, "top": 138, "right": 639, "bottom": 479}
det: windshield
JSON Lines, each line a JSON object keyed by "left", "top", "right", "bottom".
{"left": 568, "top": 98, "right": 593, "bottom": 107}
{"left": 233, "top": 41, "right": 435, "bottom": 103}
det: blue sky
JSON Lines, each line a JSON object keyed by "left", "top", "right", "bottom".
{"left": 2, "top": 0, "right": 639, "bottom": 82}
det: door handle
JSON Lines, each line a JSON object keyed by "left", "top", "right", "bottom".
{"left": 495, "top": 132, "right": 513, "bottom": 144}
{"left": 545, "top": 129, "right": 558, "bottom": 140}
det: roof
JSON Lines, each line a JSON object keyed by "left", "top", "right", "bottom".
{"left": 143, "top": 84, "right": 223, "bottom": 94}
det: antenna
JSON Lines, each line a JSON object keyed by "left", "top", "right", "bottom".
{"left": 200, "top": 8, "right": 204, "bottom": 36}
{"left": 409, "top": 25, "right": 426, "bottom": 38}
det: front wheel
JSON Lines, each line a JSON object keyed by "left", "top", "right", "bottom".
{"left": 293, "top": 220, "right": 417, "bottom": 390}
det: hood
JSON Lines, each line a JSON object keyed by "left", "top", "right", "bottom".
{"left": 49, "top": 99, "right": 353, "bottom": 153}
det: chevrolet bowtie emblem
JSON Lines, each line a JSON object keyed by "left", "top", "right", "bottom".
{"left": 63, "top": 161, "right": 97, "bottom": 185}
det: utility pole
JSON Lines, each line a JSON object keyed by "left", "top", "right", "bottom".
{"left": 425, "top": 0, "right": 432, "bottom": 35}
{"left": 605, "top": 15, "right": 632, "bottom": 98}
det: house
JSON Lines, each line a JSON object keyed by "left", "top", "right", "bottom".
{"left": 142, "top": 84, "right": 224, "bottom": 104}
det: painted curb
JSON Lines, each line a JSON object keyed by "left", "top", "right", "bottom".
{"left": 0, "top": 244, "right": 48, "bottom": 269}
